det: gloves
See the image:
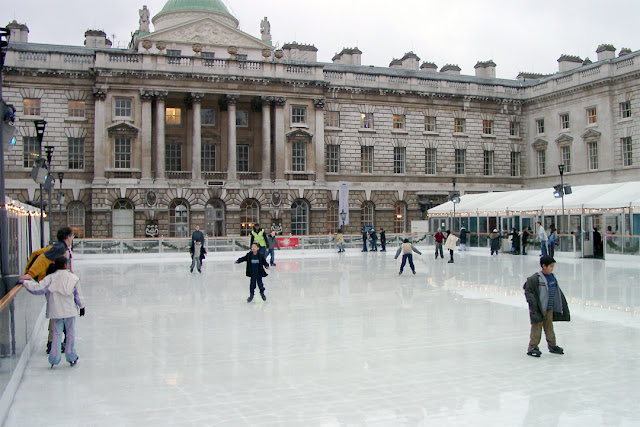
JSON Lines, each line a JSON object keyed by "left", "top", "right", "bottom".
{"left": 79, "top": 308, "right": 85, "bottom": 317}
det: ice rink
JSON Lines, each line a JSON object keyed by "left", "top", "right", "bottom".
{"left": 5, "top": 246, "right": 640, "bottom": 426}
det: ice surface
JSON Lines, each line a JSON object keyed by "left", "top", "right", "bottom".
{"left": 5, "top": 247, "right": 640, "bottom": 426}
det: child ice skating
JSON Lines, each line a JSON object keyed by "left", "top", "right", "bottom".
{"left": 235, "top": 243, "right": 270, "bottom": 302}
{"left": 189, "top": 239, "right": 206, "bottom": 273}
{"left": 21, "top": 256, "right": 85, "bottom": 368}
{"left": 523, "top": 255, "right": 570, "bottom": 357}
{"left": 394, "top": 239, "right": 422, "bottom": 275}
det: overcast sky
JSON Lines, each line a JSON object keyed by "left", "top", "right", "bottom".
{"left": 3, "top": 0, "right": 639, "bottom": 79}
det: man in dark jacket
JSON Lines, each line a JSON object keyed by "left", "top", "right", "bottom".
{"left": 521, "top": 227, "right": 530, "bottom": 255}
{"left": 379, "top": 228, "right": 386, "bottom": 252}
{"left": 235, "top": 243, "right": 270, "bottom": 302}
{"left": 459, "top": 227, "right": 467, "bottom": 251}
{"left": 523, "top": 255, "right": 570, "bottom": 357}
{"left": 361, "top": 227, "right": 368, "bottom": 252}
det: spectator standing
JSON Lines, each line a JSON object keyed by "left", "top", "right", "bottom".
{"left": 250, "top": 223, "right": 267, "bottom": 258}
{"left": 489, "top": 229, "right": 501, "bottom": 256}
{"left": 361, "top": 227, "right": 368, "bottom": 252}
{"left": 548, "top": 228, "right": 558, "bottom": 257}
{"left": 265, "top": 230, "right": 281, "bottom": 266}
{"left": 434, "top": 228, "right": 445, "bottom": 259}
{"left": 379, "top": 228, "right": 386, "bottom": 252}
{"left": 459, "top": 227, "right": 468, "bottom": 251}
{"left": 521, "top": 227, "right": 531, "bottom": 255}
{"left": 537, "top": 221, "right": 548, "bottom": 256}
{"left": 370, "top": 229, "right": 378, "bottom": 251}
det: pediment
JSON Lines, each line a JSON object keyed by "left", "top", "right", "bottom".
{"left": 581, "top": 128, "right": 601, "bottom": 141}
{"left": 555, "top": 134, "right": 574, "bottom": 146}
{"left": 107, "top": 122, "right": 140, "bottom": 136}
{"left": 532, "top": 138, "right": 548, "bottom": 150}
{"left": 140, "top": 17, "right": 271, "bottom": 50}
{"left": 286, "top": 128, "right": 314, "bottom": 139}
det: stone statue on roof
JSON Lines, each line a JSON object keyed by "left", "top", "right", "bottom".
{"left": 260, "top": 17, "right": 271, "bottom": 42}
{"left": 139, "top": 6, "right": 150, "bottom": 33}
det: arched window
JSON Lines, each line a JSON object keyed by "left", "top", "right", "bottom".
{"left": 112, "top": 199, "right": 134, "bottom": 238}
{"left": 67, "top": 202, "right": 85, "bottom": 238}
{"left": 361, "top": 201, "right": 374, "bottom": 229}
{"left": 205, "top": 199, "right": 225, "bottom": 236}
{"left": 169, "top": 200, "right": 189, "bottom": 237}
{"left": 240, "top": 199, "right": 259, "bottom": 236}
{"left": 394, "top": 201, "right": 407, "bottom": 233}
{"left": 291, "top": 199, "right": 309, "bottom": 235}
{"left": 327, "top": 201, "right": 339, "bottom": 234}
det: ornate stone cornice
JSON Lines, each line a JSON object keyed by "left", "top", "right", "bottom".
{"left": 261, "top": 96, "right": 273, "bottom": 106}
{"left": 153, "top": 90, "right": 168, "bottom": 101}
{"left": 139, "top": 88, "right": 154, "bottom": 102}
{"left": 226, "top": 94, "right": 239, "bottom": 105}
{"left": 188, "top": 92, "right": 205, "bottom": 104}
{"left": 273, "top": 97, "right": 286, "bottom": 107}
{"left": 313, "top": 98, "right": 326, "bottom": 110}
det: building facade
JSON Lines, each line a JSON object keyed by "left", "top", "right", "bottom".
{"left": 2, "top": 1, "right": 638, "bottom": 238}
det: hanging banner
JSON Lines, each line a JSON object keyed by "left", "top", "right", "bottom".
{"left": 277, "top": 237, "right": 299, "bottom": 248}
{"left": 338, "top": 181, "right": 350, "bottom": 226}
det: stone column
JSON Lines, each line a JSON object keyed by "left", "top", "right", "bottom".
{"left": 190, "top": 92, "right": 204, "bottom": 181}
{"left": 274, "top": 97, "right": 286, "bottom": 181}
{"left": 314, "top": 98, "right": 326, "bottom": 182}
{"left": 154, "top": 90, "right": 168, "bottom": 181}
{"left": 226, "top": 94, "right": 238, "bottom": 181}
{"left": 92, "top": 86, "right": 107, "bottom": 184}
{"left": 261, "top": 96, "right": 272, "bottom": 181}
{"left": 140, "top": 89, "right": 154, "bottom": 183}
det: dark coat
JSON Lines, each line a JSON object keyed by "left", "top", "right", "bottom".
{"left": 523, "top": 272, "right": 570, "bottom": 324}
{"left": 489, "top": 232, "right": 501, "bottom": 251}
{"left": 236, "top": 251, "right": 269, "bottom": 278}
{"left": 459, "top": 228, "right": 467, "bottom": 244}
{"left": 191, "top": 230, "right": 205, "bottom": 244}
{"left": 189, "top": 242, "right": 207, "bottom": 262}
{"left": 380, "top": 231, "right": 386, "bottom": 243}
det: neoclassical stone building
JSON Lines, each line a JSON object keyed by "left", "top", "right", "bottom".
{"left": 2, "top": 1, "right": 638, "bottom": 238}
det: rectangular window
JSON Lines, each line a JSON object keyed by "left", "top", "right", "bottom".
{"left": 621, "top": 101, "right": 631, "bottom": 119}
{"left": 510, "top": 121, "right": 520, "bottom": 137}
{"left": 68, "top": 101, "right": 85, "bottom": 118}
{"left": 622, "top": 137, "right": 633, "bottom": 167}
{"left": 114, "top": 138, "right": 131, "bottom": 169}
{"left": 166, "top": 49, "right": 181, "bottom": 57}
{"left": 483, "top": 150, "right": 494, "bottom": 175}
{"left": 202, "top": 51, "right": 216, "bottom": 66}
{"left": 165, "top": 142, "right": 182, "bottom": 172}
{"left": 235, "top": 54, "right": 248, "bottom": 61}
{"left": 588, "top": 141, "right": 598, "bottom": 170}
{"left": 561, "top": 146, "right": 571, "bottom": 173}
{"left": 510, "top": 152, "right": 521, "bottom": 177}
{"left": 23, "top": 136, "right": 40, "bottom": 168}
{"left": 24, "top": 98, "right": 41, "bottom": 116}
{"left": 326, "top": 144, "right": 340, "bottom": 173}
{"left": 360, "top": 113, "right": 374, "bottom": 129}
{"left": 393, "top": 115, "right": 405, "bottom": 130}
{"left": 560, "top": 113, "right": 570, "bottom": 130}
{"left": 201, "top": 143, "right": 216, "bottom": 172}
{"left": 165, "top": 107, "right": 182, "bottom": 125}
{"left": 361, "top": 146, "right": 374, "bottom": 173}
{"left": 482, "top": 120, "right": 493, "bottom": 135}
{"left": 114, "top": 98, "right": 132, "bottom": 118}
{"left": 394, "top": 147, "right": 406, "bottom": 174}
{"left": 68, "top": 137, "right": 85, "bottom": 170}
{"left": 291, "top": 106, "right": 307, "bottom": 124}
{"left": 292, "top": 141, "right": 306, "bottom": 171}
{"left": 455, "top": 149, "right": 465, "bottom": 174}
{"left": 537, "top": 150, "right": 546, "bottom": 175}
{"left": 236, "top": 110, "right": 248, "bottom": 128}
{"left": 166, "top": 49, "right": 181, "bottom": 65}
{"left": 425, "top": 148, "right": 437, "bottom": 175}
{"left": 587, "top": 107, "right": 597, "bottom": 124}
{"left": 425, "top": 116, "right": 436, "bottom": 132}
{"left": 536, "top": 118, "right": 545, "bottom": 134}
{"left": 325, "top": 111, "right": 340, "bottom": 128}
{"left": 201, "top": 108, "right": 216, "bottom": 126}
{"left": 237, "top": 145, "right": 249, "bottom": 172}
{"left": 454, "top": 118, "right": 465, "bottom": 133}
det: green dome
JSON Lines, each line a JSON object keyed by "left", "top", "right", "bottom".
{"left": 158, "top": 0, "right": 234, "bottom": 17}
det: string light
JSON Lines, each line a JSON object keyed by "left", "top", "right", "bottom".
{"left": 3, "top": 200, "right": 44, "bottom": 217}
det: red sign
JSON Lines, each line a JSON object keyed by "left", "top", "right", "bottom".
{"left": 277, "top": 237, "right": 299, "bottom": 248}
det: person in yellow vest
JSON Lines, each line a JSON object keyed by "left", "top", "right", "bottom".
{"left": 21, "top": 226, "right": 75, "bottom": 354}
{"left": 250, "top": 223, "right": 267, "bottom": 258}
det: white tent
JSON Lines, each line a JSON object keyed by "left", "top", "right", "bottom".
{"left": 429, "top": 181, "right": 640, "bottom": 215}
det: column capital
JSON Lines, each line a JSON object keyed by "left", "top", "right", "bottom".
{"left": 273, "top": 96, "right": 287, "bottom": 107}
{"left": 92, "top": 86, "right": 107, "bottom": 101}
{"left": 153, "top": 90, "right": 169, "bottom": 101}
{"left": 226, "top": 94, "right": 239, "bottom": 105}
{"left": 139, "top": 88, "right": 155, "bottom": 102}
{"left": 313, "top": 98, "right": 326, "bottom": 110}
{"left": 261, "top": 96, "right": 273, "bottom": 106}
{"left": 188, "top": 92, "right": 205, "bottom": 104}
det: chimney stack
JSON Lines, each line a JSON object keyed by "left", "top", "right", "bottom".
{"left": 596, "top": 44, "right": 616, "bottom": 61}
{"left": 6, "top": 20, "right": 29, "bottom": 43}
{"left": 332, "top": 47, "right": 362, "bottom": 65}
{"left": 84, "top": 30, "right": 112, "bottom": 48}
{"left": 474, "top": 60, "right": 496, "bottom": 78}
{"left": 557, "top": 54, "right": 583, "bottom": 72}
{"left": 440, "top": 64, "right": 461, "bottom": 75}
{"left": 282, "top": 42, "right": 318, "bottom": 62}
{"left": 420, "top": 61, "right": 438, "bottom": 72}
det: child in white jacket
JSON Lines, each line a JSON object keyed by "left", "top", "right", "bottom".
{"left": 21, "top": 256, "right": 85, "bottom": 368}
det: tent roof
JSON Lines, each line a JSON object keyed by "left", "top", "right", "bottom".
{"left": 428, "top": 181, "right": 640, "bottom": 215}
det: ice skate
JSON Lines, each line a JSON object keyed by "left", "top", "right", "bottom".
{"left": 548, "top": 345, "right": 564, "bottom": 354}
{"left": 527, "top": 348, "right": 542, "bottom": 357}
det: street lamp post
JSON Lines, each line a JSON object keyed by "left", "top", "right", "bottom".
{"left": 339, "top": 210, "right": 347, "bottom": 231}
{"left": 44, "top": 145, "right": 55, "bottom": 244}
{"left": 558, "top": 164, "right": 565, "bottom": 233}
{"left": 34, "top": 120, "right": 47, "bottom": 247}
{"left": 57, "top": 172, "right": 64, "bottom": 231}
{"left": 451, "top": 178, "right": 461, "bottom": 232}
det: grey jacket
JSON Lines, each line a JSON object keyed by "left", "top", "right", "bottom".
{"left": 266, "top": 235, "right": 280, "bottom": 251}
{"left": 523, "top": 272, "right": 570, "bottom": 324}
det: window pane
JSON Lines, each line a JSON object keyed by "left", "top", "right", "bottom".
{"left": 201, "top": 109, "right": 216, "bottom": 126}
{"left": 560, "top": 113, "right": 570, "bottom": 129}
{"left": 622, "top": 137, "right": 633, "bottom": 167}
{"left": 165, "top": 142, "right": 182, "bottom": 171}
{"left": 621, "top": 101, "right": 632, "bottom": 119}
{"left": 237, "top": 145, "right": 249, "bottom": 172}
{"left": 236, "top": 110, "right": 248, "bottom": 127}
{"left": 394, "top": 202, "right": 407, "bottom": 233}
{"left": 292, "top": 141, "right": 306, "bottom": 171}
{"left": 425, "top": 148, "right": 436, "bottom": 174}
{"left": 587, "top": 108, "right": 597, "bottom": 124}
{"left": 393, "top": 115, "right": 405, "bottom": 130}
{"left": 165, "top": 108, "right": 181, "bottom": 125}
{"left": 361, "top": 202, "right": 374, "bottom": 228}
{"left": 67, "top": 202, "right": 85, "bottom": 238}
{"left": 24, "top": 99, "right": 41, "bottom": 116}
{"left": 425, "top": 116, "right": 436, "bottom": 132}
{"left": 455, "top": 149, "right": 465, "bottom": 174}
{"left": 170, "top": 201, "right": 189, "bottom": 237}
{"left": 326, "top": 144, "right": 340, "bottom": 173}
{"left": 68, "top": 137, "right": 85, "bottom": 170}
{"left": 510, "top": 152, "right": 521, "bottom": 177}
{"left": 394, "top": 147, "right": 405, "bottom": 174}
{"left": 291, "top": 200, "right": 308, "bottom": 235}
{"left": 360, "top": 113, "right": 374, "bottom": 129}
{"left": 201, "top": 143, "right": 216, "bottom": 172}
{"left": 588, "top": 142, "right": 598, "bottom": 170}
{"left": 510, "top": 121, "right": 520, "bottom": 136}
{"left": 454, "top": 118, "right": 465, "bottom": 133}
{"left": 537, "top": 150, "right": 546, "bottom": 175}
{"left": 114, "top": 138, "right": 131, "bottom": 169}
{"left": 291, "top": 106, "right": 307, "bottom": 124}
{"left": 325, "top": 111, "right": 340, "bottom": 127}
{"left": 361, "top": 146, "right": 373, "bottom": 173}
{"left": 115, "top": 99, "right": 132, "bottom": 117}
{"left": 23, "top": 136, "right": 40, "bottom": 168}
{"left": 482, "top": 120, "right": 493, "bottom": 134}
{"left": 68, "top": 101, "right": 85, "bottom": 118}
{"left": 483, "top": 150, "right": 493, "bottom": 176}
{"left": 327, "top": 202, "right": 339, "bottom": 234}
{"left": 561, "top": 146, "right": 571, "bottom": 173}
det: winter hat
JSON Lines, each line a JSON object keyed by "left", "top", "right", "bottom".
{"left": 437, "top": 228, "right": 442, "bottom": 232}
{"left": 493, "top": 229, "right": 498, "bottom": 232}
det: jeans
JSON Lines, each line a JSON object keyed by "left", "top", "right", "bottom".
{"left": 249, "top": 276, "right": 265, "bottom": 296}
{"left": 399, "top": 254, "right": 415, "bottom": 273}
{"left": 258, "top": 246, "right": 267, "bottom": 258}
{"left": 50, "top": 317, "right": 78, "bottom": 365}
{"left": 338, "top": 243, "right": 345, "bottom": 252}
{"left": 435, "top": 242, "right": 443, "bottom": 258}
{"left": 190, "top": 256, "right": 201, "bottom": 272}
{"left": 266, "top": 248, "right": 275, "bottom": 264}
{"left": 381, "top": 240, "right": 386, "bottom": 251}
{"left": 540, "top": 241, "right": 548, "bottom": 256}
